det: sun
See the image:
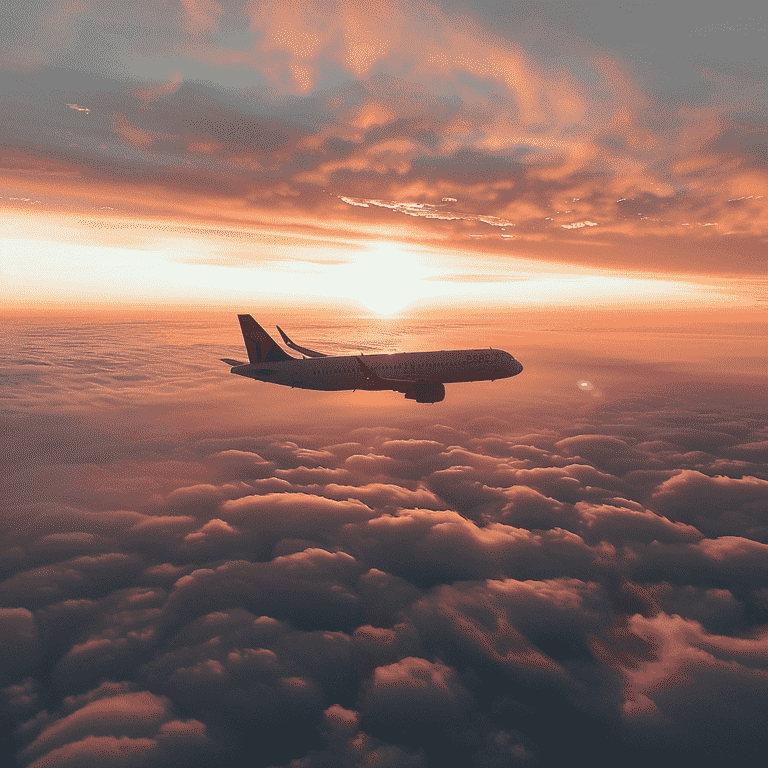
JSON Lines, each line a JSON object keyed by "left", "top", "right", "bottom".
{"left": 331, "top": 245, "right": 442, "bottom": 315}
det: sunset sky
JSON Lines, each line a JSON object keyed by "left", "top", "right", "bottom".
{"left": 2, "top": 0, "right": 767, "bottom": 313}
{"left": 2, "top": 3, "right": 768, "bottom": 768}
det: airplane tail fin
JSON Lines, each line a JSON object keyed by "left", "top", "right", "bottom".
{"left": 237, "top": 315, "right": 294, "bottom": 363}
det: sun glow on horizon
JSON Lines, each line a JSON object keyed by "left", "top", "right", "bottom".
{"left": 327, "top": 244, "right": 447, "bottom": 315}
{"left": 1, "top": 233, "right": 455, "bottom": 316}
{"left": 1, "top": 220, "right": 757, "bottom": 315}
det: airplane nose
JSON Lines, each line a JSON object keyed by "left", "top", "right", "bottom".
{"left": 510, "top": 358, "right": 523, "bottom": 376}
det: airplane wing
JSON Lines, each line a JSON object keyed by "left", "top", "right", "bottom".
{"left": 356, "top": 357, "right": 419, "bottom": 393}
{"left": 276, "top": 326, "right": 328, "bottom": 358}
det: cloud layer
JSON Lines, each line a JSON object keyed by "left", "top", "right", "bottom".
{"left": 3, "top": 310, "right": 768, "bottom": 766}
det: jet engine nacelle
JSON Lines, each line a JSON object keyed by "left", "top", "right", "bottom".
{"left": 405, "top": 382, "right": 445, "bottom": 403}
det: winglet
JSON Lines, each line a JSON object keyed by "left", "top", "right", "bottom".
{"left": 276, "top": 325, "right": 328, "bottom": 358}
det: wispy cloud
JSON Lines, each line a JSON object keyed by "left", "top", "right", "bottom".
{"left": 338, "top": 196, "right": 515, "bottom": 228}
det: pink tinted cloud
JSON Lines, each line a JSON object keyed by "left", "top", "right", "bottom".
{"left": 132, "top": 72, "right": 184, "bottom": 104}
{"left": 20, "top": 689, "right": 169, "bottom": 763}
{"left": 219, "top": 491, "right": 376, "bottom": 530}
{"left": 18, "top": 681, "right": 214, "bottom": 768}
{"left": 653, "top": 470, "right": 768, "bottom": 513}
{"left": 362, "top": 655, "right": 472, "bottom": 731}
{"left": 575, "top": 501, "right": 703, "bottom": 545}
{"left": 112, "top": 114, "right": 155, "bottom": 149}
{"left": 244, "top": 0, "right": 543, "bottom": 122}
{"left": 419, "top": 586, "right": 569, "bottom": 680}
{"left": 180, "top": 0, "right": 224, "bottom": 40}
{"left": 183, "top": 517, "right": 238, "bottom": 544}
{"left": 617, "top": 612, "right": 768, "bottom": 733}
{"left": 25, "top": 735, "right": 157, "bottom": 768}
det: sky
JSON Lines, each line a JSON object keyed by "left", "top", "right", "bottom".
{"left": 1, "top": 0, "right": 767, "bottom": 313}
{"left": 2, "top": 2, "right": 768, "bottom": 767}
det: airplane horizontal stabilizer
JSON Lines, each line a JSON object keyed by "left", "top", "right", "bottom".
{"left": 221, "top": 358, "right": 246, "bottom": 366}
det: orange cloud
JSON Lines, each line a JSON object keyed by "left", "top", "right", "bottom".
{"left": 180, "top": 0, "right": 224, "bottom": 39}
{"left": 133, "top": 72, "right": 184, "bottom": 104}
{"left": 112, "top": 113, "right": 155, "bottom": 149}
{"left": 1, "top": 0, "right": 766, "bottom": 278}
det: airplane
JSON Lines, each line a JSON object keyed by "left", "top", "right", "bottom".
{"left": 221, "top": 314, "right": 523, "bottom": 403}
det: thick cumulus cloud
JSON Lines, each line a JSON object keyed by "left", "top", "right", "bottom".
{"left": 4, "top": 396, "right": 768, "bottom": 767}
{"left": 15, "top": 682, "right": 215, "bottom": 768}
{"left": 2, "top": 1, "right": 767, "bottom": 274}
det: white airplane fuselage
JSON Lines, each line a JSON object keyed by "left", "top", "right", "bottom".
{"left": 231, "top": 348, "right": 522, "bottom": 391}
{"left": 224, "top": 315, "right": 523, "bottom": 403}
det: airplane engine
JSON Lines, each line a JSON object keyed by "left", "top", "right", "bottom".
{"left": 405, "top": 382, "right": 445, "bottom": 403}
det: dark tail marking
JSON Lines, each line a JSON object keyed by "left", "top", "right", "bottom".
{"left": 237, "top": 315, "right": 294, "bottom": 364}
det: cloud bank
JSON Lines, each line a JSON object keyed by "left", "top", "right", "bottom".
{"left": 3, "top": 331, "right": 768, "bottom": 766}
